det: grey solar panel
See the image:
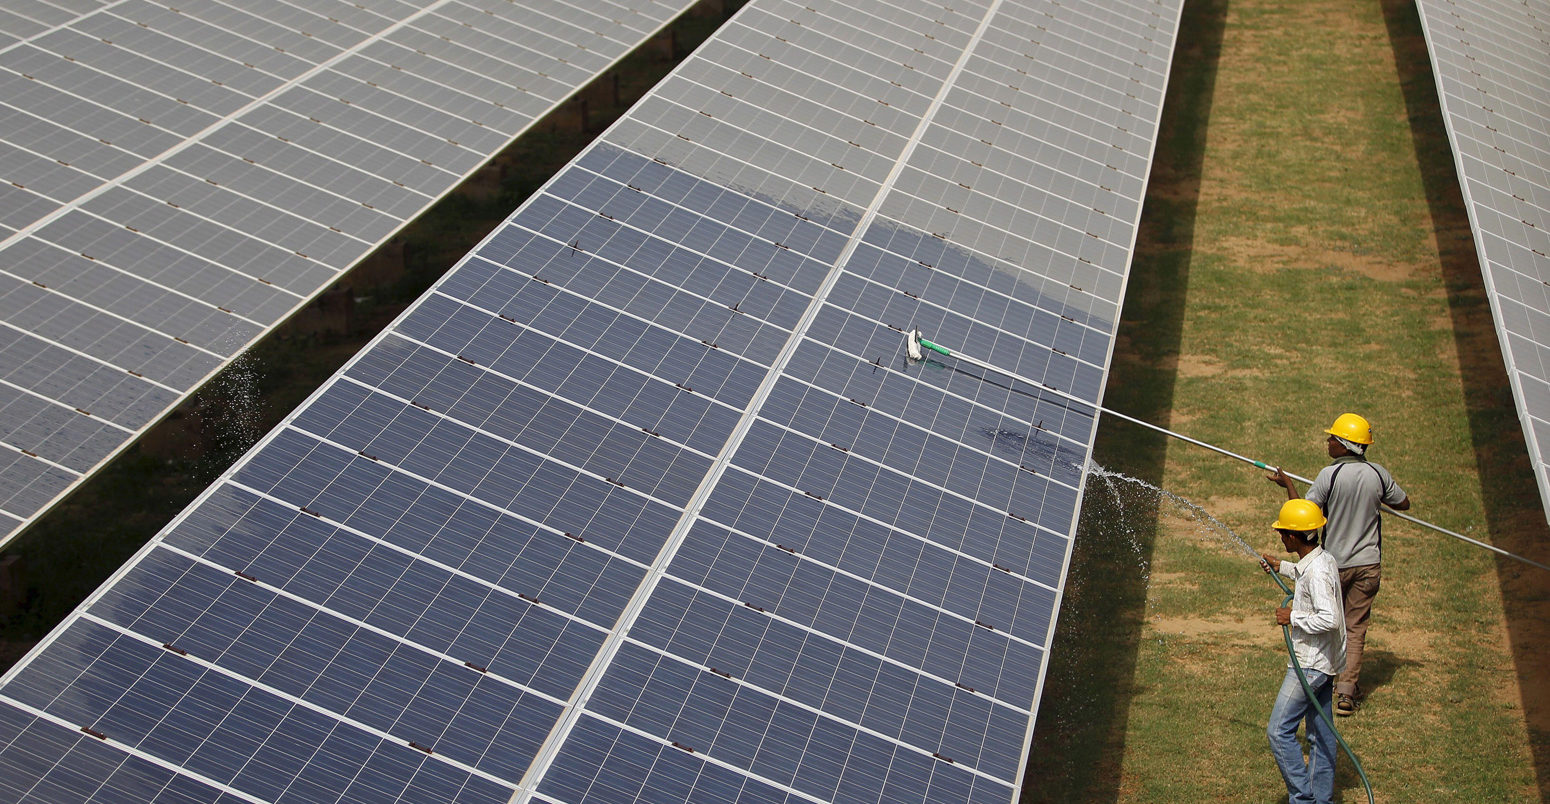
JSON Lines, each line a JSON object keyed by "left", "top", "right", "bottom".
{"left": 1413, "top": 0, "right": 1550, "bottom": 523}
{"left": 0, "top": 0, "right": 704, "bottom": 548}
{"left": 0, "top": 0, "right": 1183, "bottom": 801}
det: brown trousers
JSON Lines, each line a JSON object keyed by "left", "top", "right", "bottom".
{"left": 1336, "top": 563, "right": 1381, "bottom": 697}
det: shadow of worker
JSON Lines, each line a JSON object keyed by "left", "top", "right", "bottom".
{"left": 1327, "top": 649, "right": 1419, "bottom": 799}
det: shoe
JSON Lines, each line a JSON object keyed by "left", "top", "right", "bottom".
{"left": 1335, "top": 694, "right": 1355, "bottom": 717}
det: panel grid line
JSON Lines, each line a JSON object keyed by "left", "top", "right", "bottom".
{"left": 68, "top": 611, "right": 522, "bottom": 789}
{"left": 0, "top": 1, "right": 141, "bottom": 58}
{"left": 41, "top": 200, "right": 312, "bottom": 301}
{"left": 229, "top": 104, "right": 463, "bottom": 182}
{"left": 0, "top": 694, "right": 270, "bottom": 804}
{"left": 0, "top": 243, "right": 272, "bottom": 334}
{"left": 349, "top": 321, "right": 1073, "bottom": 603}
{"left": 612, "top": 629, "right": 1020, "bottom": 787}
{"left": 339, "top": 346, "right": 724, "bottom": 465}
{"left": 617, "top": 109, "right": 1129, "bottom": 315}
{"left": 0, "top": 442, "right": 79, "bottom": 479}
{"left": 586, "top": 712, "right": 831, "bottom": 804}
{"left": 0, "top": 0, "right": 461, "bottom": 256}
{"left": 162, "top": 490, "right": 619, "bottom": 637}
{"left": 0, "top": 0, "right": 708, "bottom": 545}
{"left": 0, "top": 375, "right": 137, "bottom": 433}
{"left": 154, "top": 541, "right": 576, "bottom": 705}
{"left": 717, "top": 449, "right": 1065, "bottom": 601}
{"left": 0, "top": 317, "right": 182, "bottom": 394}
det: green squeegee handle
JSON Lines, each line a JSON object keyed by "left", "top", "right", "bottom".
{"left": 918, "top": 338, "right": 953, "bottom": 357}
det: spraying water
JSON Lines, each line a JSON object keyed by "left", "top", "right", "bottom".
{"left": 1042, "top": 462, "right": 1375, "bottom": 804}
{"left": 1029, "top": 461, "right": 1269, "bottom": 789}
{"left": 1085, "top": 460, "right": 1262, "bottom": 560}
{"left": 189, "top": 348, "right": 266, "bottom": 486}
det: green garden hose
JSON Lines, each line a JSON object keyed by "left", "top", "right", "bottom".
{"left": 1265, "top": 567, "right": 1375, "bottom": 804}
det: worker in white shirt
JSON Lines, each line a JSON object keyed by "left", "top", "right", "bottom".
{"left": 1259, "top": 499, "right": 1347, "bottom": 804}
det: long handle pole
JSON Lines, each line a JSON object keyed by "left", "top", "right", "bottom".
{"left": 910, "top": 332, "right": 1550, "bottom": 573}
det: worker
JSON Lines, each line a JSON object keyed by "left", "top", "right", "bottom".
{"left": 1258, "top": 499, "right": 1346, "bottom": 804}
{"left": 1267, "top": 413, "right": 1409, "bottom": 716}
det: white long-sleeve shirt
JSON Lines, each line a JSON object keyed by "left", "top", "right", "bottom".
{"left": 1274, "top": 546, "right": 1347, "bottom": 675}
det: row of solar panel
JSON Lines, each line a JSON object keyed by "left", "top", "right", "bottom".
{"left": 0, "top": 133, "right": 1090, "bottom": 801}
{"left": 0, "top": 0, "right": 1140, "bottom": 619}
{"left": 0, "top": 0, "right": 1184, "bottom": 801}
{"left": 1412, "top": 0, "right": 1550, "bottom": 519}
{"left": 517, "top": 0, "right": 1164, "bottom": 794}
{"left": 0, "top": 0, "right": 700, "bottom": 542}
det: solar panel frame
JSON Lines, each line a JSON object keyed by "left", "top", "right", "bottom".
{"left": 1412, "top": 0, "right": 1550, "bottom": 522}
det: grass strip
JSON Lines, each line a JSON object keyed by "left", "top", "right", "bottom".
{"left": 1026, "top": 0, "right": 1547, "bottom": 800}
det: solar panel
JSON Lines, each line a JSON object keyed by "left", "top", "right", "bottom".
{"left": 0, "top": 0, "right": 704, "bottom": 549}
{"left": 1412, "top": 0, "right": 1550, "bottom": 522}
{"left": 0, "top": 0, "right": 1183, "bottom": 801}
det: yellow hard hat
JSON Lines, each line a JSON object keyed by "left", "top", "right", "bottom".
{"left": 1325, "top": 413, "right": 1373, "bottom": 445}
{"left": 1273, "top": 499, "right": 1327, "bottom": 532}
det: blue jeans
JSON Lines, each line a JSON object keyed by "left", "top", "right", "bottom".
{"left": 1268, "top": 667, "right": 1337, "bottom": 804}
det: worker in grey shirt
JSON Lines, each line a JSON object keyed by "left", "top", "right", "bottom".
{"left": 1268, "top": 413, "right": 1408, "bottom": 717}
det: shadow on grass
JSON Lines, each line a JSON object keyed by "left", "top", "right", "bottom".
{"left": 1353, "top": 647, "right": 1419, "bottom": 699}
{"left": 1020, "top": 0, "right": 1229, "bottom": 800}
{"left": 1380, "top": 0, "right": 1550, "bottom": 797}
{"left": 1338, "top": 643, "right": 1418, "bottom": 796}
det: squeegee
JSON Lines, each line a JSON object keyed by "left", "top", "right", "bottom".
{"left": 905, "top": 329, "right": 1550, "bottom": 573}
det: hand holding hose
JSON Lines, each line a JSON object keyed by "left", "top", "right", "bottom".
{"left": 1275, "top": 606, "right": 1292, "bottom": 626}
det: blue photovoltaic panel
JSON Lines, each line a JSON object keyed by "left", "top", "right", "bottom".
{"left": 1413, "top": 0, "right": 1550, "bottom": 523}
{"left": 0, "top": 0, "right": 702, "bottom": 548}
{"left": 0, "top": 0, "right": 1182, "bottom": 801}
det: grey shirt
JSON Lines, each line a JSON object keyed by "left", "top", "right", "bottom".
{"left": 1305, "top": 456, "right": 1407, "bottom": 568}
